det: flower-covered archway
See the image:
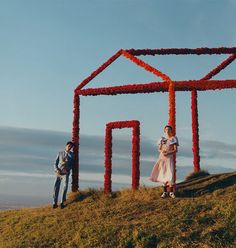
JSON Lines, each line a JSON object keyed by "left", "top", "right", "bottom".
{"left": 104, "top": 120, "right": 140, "bottom": 193}
{"left": 72, "top": 47, "right": 236, "bottom": 192}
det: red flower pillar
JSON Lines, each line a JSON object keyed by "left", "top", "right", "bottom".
{"left": 168, "top": 80, "right": 177, "bottom": 191}
{"left": 168, "top": 80, "right": 176, "bottom": 134}
{"left": 190, "top": 53, "right": 236, "bottom": 172}
{"left": 132, "top": 122, "right": 140, "bottom": 190}
{"left": 191, "top": 89, "right": 200, "bottom": 172}
{"left": 104, "top": 125, "right": 112, "bottom": 193}
{"left": 72, "top": 93, "right": 80, "bottom": 192}
{"left": 104, "top": 120, "right": 140, "bottom": 193}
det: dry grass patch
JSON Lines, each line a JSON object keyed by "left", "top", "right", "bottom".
{"left": 0, "top": 172, "right": 235, "bottom": 247}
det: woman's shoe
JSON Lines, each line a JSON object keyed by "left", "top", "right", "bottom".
{"left": 161, "top": 192, "right": 168, "bottom": 198}
{"left": 169, "top": 192, "right": 176, "bottom": 198}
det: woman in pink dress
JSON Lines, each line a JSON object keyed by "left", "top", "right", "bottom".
{"left": 149, "top": 125, "right": 179, "bottom": 198}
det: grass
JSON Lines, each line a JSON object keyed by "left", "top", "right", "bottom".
{"left": 0, "top": 171, "right": 235, "bottom": 248}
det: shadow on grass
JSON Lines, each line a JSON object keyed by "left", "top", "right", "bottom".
{"left": 67, "top": 172, "right": 236, "bottom": 202}
{"left": 68, "top": 188, "right": 104, "bottom": 204}
{"left": 177, "top": 174, "right": 223, "bottom": 188}
{"left": 177, "top": 172, "right": 236, "bottom": 198}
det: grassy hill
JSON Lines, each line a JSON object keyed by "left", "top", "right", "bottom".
{"left": 0, "top": 171, "right": 235, "bottom": 248}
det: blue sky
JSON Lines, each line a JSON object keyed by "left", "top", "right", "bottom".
{"left": 0, "top": 0, "right": 236, "bottom": 132}
{"left": 0, "top": 0, "right": 236, "bottom": 205}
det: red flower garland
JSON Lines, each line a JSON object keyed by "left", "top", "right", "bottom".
{"left": 168, "top": 81, "right": 176, "bottom": 134}
{"left": 76, "top": 79, "right": 236, "bottom": 96}
{"left": 191, "top": 90, "right": 200, "bottom": 172}
{"left": 72, "top": 93, "right": 80, "bottom": 192}
{"left": 104, "top": 125, "right": 112, "bottom": 193}
{"left": 121, "top": 50, "right": 171, "bottom": 81}
{"left": 104, "top": 120, "right": 140, "bottom": 193}
{"left": 75, "top": 50, "right": 122, "bottom": 92}
{"left": 126, "top": 47, "right": 236, "bottom": 56}
{"left": 167, "top": 80, "right": 177, "bottom": 189}
{"left": 201, "top": 53, "right": 236, "bottom": 80}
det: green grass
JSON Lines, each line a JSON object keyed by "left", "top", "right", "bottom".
{"left": 0, "top": 171, "right": 236, "bottom": 248}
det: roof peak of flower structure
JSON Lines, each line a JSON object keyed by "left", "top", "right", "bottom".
{"left": 75, "top": 47, "right": 236, "bottom": 95}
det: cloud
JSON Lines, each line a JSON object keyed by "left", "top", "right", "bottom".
{"left": 0, "top": 170, "right": 53, "bottom": 179}
{"left": 0, "top": 126, "right": 235, "bottom": 178}
{"left": 0, "top": 126, "right": 235, "bottom": 205}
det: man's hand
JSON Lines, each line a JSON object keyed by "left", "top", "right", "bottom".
{"left": 55, "top": 169, "right": 61, "bottom": 176}
{"left": 163, "top": 151, "right": 169, "bottom": 156}
{"left": 61, "top": 168, "right": 68, "bottom": 175}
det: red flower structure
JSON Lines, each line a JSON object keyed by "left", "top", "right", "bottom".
{"left": 104, "top": 120, "right": 140, "bottom": 193}
{"left": 72, "top": 47, "right": 236, "bottom": 192}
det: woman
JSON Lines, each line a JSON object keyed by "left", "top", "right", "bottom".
{"left": 149, "top": 125, "right": 179, "bottom": 198}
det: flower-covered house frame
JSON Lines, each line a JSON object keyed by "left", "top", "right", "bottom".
{"left": 72, "top": 47, "right": 236, "bottom": 192}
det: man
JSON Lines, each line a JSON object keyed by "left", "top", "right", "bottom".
{"left": 53, "top": 141, "right": 74, "bottom": 209}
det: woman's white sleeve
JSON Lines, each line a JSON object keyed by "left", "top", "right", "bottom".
{"left": 157, "top": 137, "right": 163, "bottom": 146}
{"left": 170, "top": 136, "right": 179, "bottom": 146}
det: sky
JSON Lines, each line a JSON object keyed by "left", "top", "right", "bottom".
{"left": 0, "top": 0, "right": 236, "bottom": 206}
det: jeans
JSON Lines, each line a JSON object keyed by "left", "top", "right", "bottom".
{"left": 53, "top": 174, "right": 69, "bottom": 205}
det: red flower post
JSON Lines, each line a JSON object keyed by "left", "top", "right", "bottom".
{"left": 191, "top": 90, "right": 200, "bottom": 172}
{"left": 72, "top": 93, "right": 80, "bottom": 191}
{"left": 168, "top": 80, "right": 177, "bottom": 189}
{"left": 190, "top": 53, "right": 236, "bottom": 172}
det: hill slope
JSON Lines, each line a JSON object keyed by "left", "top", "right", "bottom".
{"left": 0, "top": 172, "right": 235, "bottom": 248}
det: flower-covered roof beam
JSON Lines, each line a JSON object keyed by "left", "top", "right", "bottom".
{"left": 121, "top": 50, "right": 171, "bottom": 82}
{"left": 75, "top": 48, "right": 173, "bottom": 94}
{"left": 74, "top": 47, "right": 236, "bottom": 94}
{"left": 76, "top": 79, "right": 236, "bottom": 96}
{"left": 201, "top": 53, "right": 236, "bottom": 81}
{"left": 75, "top": 49, "right": 123, "bottom": 92}
{"left": 126, "top": 47, "right": 236, "bottom": 56}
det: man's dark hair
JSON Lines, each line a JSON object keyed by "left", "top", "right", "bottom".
{"left": 66, "top": 141, "right": 74, "bottom": 147}
{"left": 164, "top": 125, "right": 173, "bottom": 131}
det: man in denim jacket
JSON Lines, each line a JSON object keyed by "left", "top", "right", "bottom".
{"left": 53, "top": 141, "right": 74, "bottom": 209}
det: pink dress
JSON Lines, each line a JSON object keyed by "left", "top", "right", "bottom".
{"left": 149, "top": 136, "right": 179, "bottom": 186}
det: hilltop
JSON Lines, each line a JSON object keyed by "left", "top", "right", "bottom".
{"left": 0, "top": 171, "right": 235, "bottom": 248}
